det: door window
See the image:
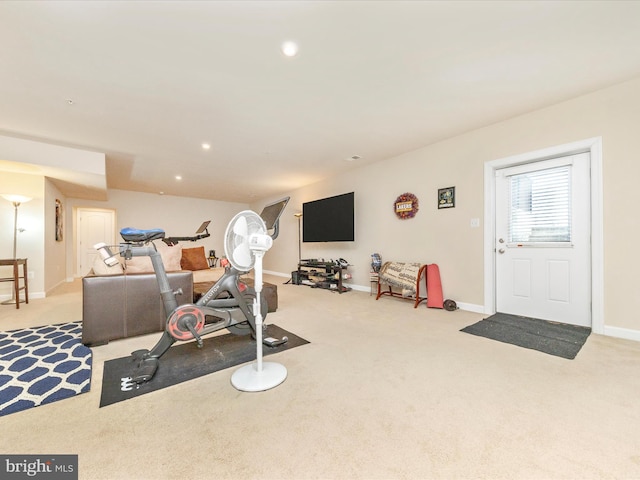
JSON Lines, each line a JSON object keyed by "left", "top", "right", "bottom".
{"left": 508, "top": 165, "right": 571, "bottom": 244}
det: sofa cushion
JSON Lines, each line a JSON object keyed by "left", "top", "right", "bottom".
{"left": 181, "top": 246, "right": 209, "bottom": 271}
{"left": 92, "top": 255, "right": 124, "bottom": 275}
{"left": 192, "top": 267, "right": 225, "bottom": 284}
{"left": 124, "top": 241, "right": 183, "bottom": 273}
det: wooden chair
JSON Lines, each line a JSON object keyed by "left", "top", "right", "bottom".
{"left": 0, "top": 258, "right": 29, "bottom": 309}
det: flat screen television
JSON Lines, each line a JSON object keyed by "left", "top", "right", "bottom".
{"left": 302, "top": 192, "right": 355, "bottom": 242}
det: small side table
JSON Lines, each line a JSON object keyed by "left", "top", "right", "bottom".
{"left": 0, "top": 258, "right": 29, "bottom": 309}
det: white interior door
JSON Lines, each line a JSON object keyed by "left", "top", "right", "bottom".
{"left": 77, "top": 208, "right": 116, "bottom": 276}
{"left": 495, "top": 153, "right": 591, "bottom": 327}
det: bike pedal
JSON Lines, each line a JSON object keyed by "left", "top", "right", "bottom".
{"left": 131, "top": 357, "right": 159, "bottom": 384}
{"left": 131, "top": 349, "right": 150, "bottom": 360}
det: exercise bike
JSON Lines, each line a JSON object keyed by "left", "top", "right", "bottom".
{"left": 95, "top": 198, "right": 290, "bottom": 385}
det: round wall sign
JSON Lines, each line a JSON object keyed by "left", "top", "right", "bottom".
{"left": 394, "top": 192, "right": 419, "bottom": 219}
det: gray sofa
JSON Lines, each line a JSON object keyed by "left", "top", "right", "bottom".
{"left": 82, "top": 271, "right": 193, "bottom": 346}
{"left": 82, "top": 267, "right": 279, "bottom": 346}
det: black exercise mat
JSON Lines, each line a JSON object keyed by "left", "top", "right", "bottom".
{"left": 461, "top": 313, "right": 591, "bottom": 359}
{"left": 100, "top": 324, "right": 308, "bottom": 407}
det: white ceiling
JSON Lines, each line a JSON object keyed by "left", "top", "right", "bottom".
{"left": 2, "top": 1, "right": 640, "bottom": 202}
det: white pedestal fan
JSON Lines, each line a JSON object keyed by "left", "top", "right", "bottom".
{"left": 226, "top": 210, "right": 287, "bottom": 392}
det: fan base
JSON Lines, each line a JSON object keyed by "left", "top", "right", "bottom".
{"left": 231, "top": 362, "right": 287, "bottom": 392}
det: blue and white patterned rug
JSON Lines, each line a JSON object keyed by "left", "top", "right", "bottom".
{"left": 0, "top": 322, "right": 92, "bottom": 417}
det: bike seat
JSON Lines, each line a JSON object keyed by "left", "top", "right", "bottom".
{"left": 120, "top": 227, "right": 166, "bottom": 243}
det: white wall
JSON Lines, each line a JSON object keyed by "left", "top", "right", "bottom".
{"left": 256, "top": 76, "right": 640, "bottom": 338}
{"left": 1, "top": 135, "right": 106, "bottom": 297}
{"left": 65, "top": 189, "right": 249, "bottom": 278}
{"left": 3, "top": 75, "right": 640, "bottom": 339}
{"left": 44, "top": 179, "right": 67, "bottom": 292}
{"left": 0, "top": 134, "right": 106, "bottom": 199}
{"left": 0, "top": 172, "right": 45, "bottom": 298}
{"left": 0, "top": 179, "right": 250, "bottom": 297}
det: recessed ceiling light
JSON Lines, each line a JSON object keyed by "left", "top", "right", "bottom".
{"left": 281, "top": 41, "right": 299, "bottom": 57}
{"left": 345, "top": 155, "right": 361, "bottom": 162}
{"left": 202, "top": 143, "right": 210, "bottom": 150}
{"left": 66, "top": 99, "right": 74, "bottom": 105}
{"left": 175, "top": 175, "right": 182, "bottom": 181}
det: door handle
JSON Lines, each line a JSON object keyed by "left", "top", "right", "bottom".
{"left": 498, "top": 248, "right": 505, "bottom": 254}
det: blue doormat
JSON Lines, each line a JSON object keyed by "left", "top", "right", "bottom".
{"left": 0, "top": 322, "right": 92, "bottom": 417}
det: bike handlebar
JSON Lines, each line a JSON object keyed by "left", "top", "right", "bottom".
{"left": 162, "top": 232, "right": 210, "bottom": 246}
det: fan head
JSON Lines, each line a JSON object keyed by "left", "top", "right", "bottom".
{"left": 224, "top": 210, "right": 270, "bottom": 272}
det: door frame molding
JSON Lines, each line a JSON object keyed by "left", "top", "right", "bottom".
{"left": 74, "top": 207, "right": 117, "bottom": 277}
{"left": 483, "top": 137, "right": 603, "bottom": 334}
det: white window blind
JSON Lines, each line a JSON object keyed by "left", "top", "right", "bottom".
{"left": 509, "top": 165, "right": 571, "bottom": 243}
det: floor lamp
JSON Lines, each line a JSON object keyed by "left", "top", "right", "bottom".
{"left": 1, "top": 194, "right": 32, "bottom": 304}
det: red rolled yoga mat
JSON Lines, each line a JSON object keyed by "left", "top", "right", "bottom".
{"left": 426, "top": 264, "right": 444, "bottom": 309}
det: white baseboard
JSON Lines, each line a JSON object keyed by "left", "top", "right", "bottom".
{"left": 267, "top": 269, "right": 487, "bottom": 313}
{"left": 454, "top": 302, "right": 486, "bottom": 314}
{"left": 264, "top": 270, "right": 290, "bottom": 278}
{"left": 45, "top": 278, "right": 72, "bottom": 296}
{"left": 266, "top": 272, "right": 640, "bottom": 340}
{"left": 346, "top": 283, "right": 369, "bottom": 293}
{"left": 603, "top": 325, "right": 640, "bottom": 342}
{"left": 0, "top": 292, "right": 45, "bottom": 302}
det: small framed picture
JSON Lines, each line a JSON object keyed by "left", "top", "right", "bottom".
{"left": 438, "top": 187, "right": 455, "bottom": 209}
{"left": 55, "top": 198, "right": 64, "bottom": 241}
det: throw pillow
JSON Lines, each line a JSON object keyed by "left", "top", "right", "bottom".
{"left": 124, "top": 241, "right": 183, "bottom": 273}
{"left": 124, "top": 255, "right": 152, "bottom": 274}
{"left": 92, "top": 255, "right": 124, "bottom": 275}
{"left": 181, "top": 246, "right": 210, "bottom": 271}
{"left": 158, "top": 241, "right": 183, "bottom": 271}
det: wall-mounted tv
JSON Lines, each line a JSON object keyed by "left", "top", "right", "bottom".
{"left": 302, "top": 192, "right": 355, "bottom": 242}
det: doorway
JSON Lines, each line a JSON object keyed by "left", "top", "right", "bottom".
{"left": 76, "top": 208, "right": 116, "bottom": 277}
{"left": 495, "top": 153, "right": 590, "bottom": 327}
{"left": 484, "top": 138, "right": 604, "bottom": 333}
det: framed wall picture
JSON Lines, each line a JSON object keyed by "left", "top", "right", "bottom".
{"left": 438, "top": 187, "right": 455, "bottom": 209}
{"left": 55, "top": 198, "right": 63, "bottom": 241}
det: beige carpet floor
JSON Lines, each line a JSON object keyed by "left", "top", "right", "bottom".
{"left": 1, "top": 276, "right": 640, "bottom": 479}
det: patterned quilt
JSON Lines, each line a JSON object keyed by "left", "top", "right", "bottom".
{"left": 378, "top": 262, "right": 422, "bottom": 297}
